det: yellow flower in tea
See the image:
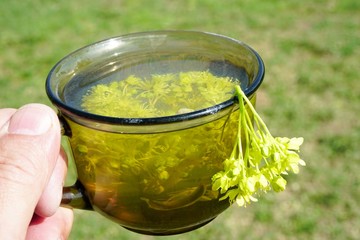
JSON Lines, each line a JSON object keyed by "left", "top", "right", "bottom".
{"left": 81, "top": 71, "right": 239, "bottom": 118}
{"left": 212, "top": 85, "right": 306, "bottom": 207}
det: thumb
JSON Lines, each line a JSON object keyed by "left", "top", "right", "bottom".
{"left": 0, "top": 104, "right": 61, "bottom": 239}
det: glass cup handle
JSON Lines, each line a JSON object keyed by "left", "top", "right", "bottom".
{"left": 61, "top": 180, "right": 93, "bottom": 210}
{"left": 59, "top": 115, "right": 93, "bottom": 210}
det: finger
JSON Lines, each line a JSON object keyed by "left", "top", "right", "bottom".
{"left": 35, "top": 148, "right": 68, "bottom": 217}
{"left": 26, "top": 207, "right": 74, "bottom": 240}
{"left": 0, "top": 104, "right": 61, "bottom": 239}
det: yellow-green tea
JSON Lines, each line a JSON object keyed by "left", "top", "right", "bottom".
{"left": 67, "top": 112, "right": 238, "bottom": 234}
{"left": 63, "top": 64, "right": 252, "bottom": 234}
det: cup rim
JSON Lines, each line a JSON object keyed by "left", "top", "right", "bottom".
{"left": 46, "top": 30, "right": 265, "bottom": 126}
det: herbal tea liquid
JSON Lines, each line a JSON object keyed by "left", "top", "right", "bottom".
{"left": 61, "top": 59, "right": 253, "bottom": 234}
{"left": 66, "top": 111, "right": 238, "bottom": 233}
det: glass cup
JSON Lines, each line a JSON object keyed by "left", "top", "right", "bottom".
{"left": 46, "top": 30, "right": 264, "bottom": 235}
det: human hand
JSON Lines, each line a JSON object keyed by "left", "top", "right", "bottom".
{"left": 0, "top": 104, "right": 73, "bottom": 240}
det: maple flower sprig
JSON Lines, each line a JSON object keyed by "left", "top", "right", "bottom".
{"left": 212, "top": 85, "right": 306, "bottom": 207}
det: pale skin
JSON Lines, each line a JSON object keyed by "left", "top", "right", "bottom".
{"left": 0, "top": 104, "right": 73, "bottom": 239}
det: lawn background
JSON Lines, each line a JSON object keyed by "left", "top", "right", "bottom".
{"left": 0, "top": 0, "right": 359, "bottom": 239}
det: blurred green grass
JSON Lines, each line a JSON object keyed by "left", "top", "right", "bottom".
{"left": 1, "top": 0, "right": 359, "bottom": 239}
